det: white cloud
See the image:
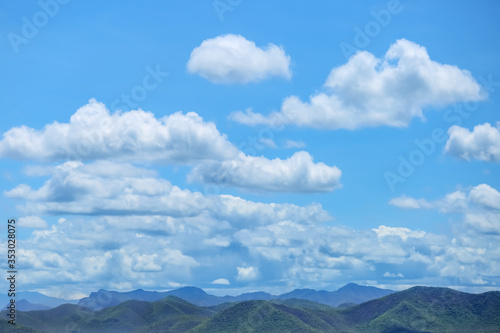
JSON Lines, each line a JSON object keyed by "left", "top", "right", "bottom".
{"left": 383, "top": 272, "right": 404, "bottom": 278}
{"left": 390, "top": 190, "right": 468, "bottom": 214}
{"left": 131, "top": 254, "right": 163, "bottom": 272}
{"left": 284, "top": 140, "right": 306, "bottom": 149}
{"left": 4, "top": 161, "right": 332, "bottom": 226}
{"left": 189, "top": 151, "right": 341, "bottom": 193}
{"left": 0, "top": 100, "right": 341, "bottom": 193}
{"left": 465, "top": 213, "right": 500, "bottom": 235}
{"left": 5, "top": 190, "right": 500, "bottom": 296}
{"left": 0, "top": 99, "right": 238, "bottom": 163}
{"left": 392, "top": 184, "right": 500, "bottom": 236}
{"left": 211, "top": 278, "right": 230, "bottom": 285}
{"left": 445, "top": 122, "right": 500, "bottom": 162}
{"left": 469, "top": 184, "right": 500, "bottom": 210}
{"left": 236, "top": 266, "right": 258, "bottom": 281}
{"left": 18, "top": 216, "right": 48, "bottom": 229}
{"left": 203, "top": 236, "right": 231, "bottom": 247}
{"left": 389, "top": 195, "right": 431, "bottom": 209}
{"left": 373, "top": 225, "right": 426, "bottom": 241}
{"left": 259, "top": 138, "right": 277, "bottom": 149}
{"left": 187, "top": 34, "right": 291, "bottom": 84}
{"left": 231, "top": 39, "right": 485, "bottom": 129}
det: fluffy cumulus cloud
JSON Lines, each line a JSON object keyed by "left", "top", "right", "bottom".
{"left": 372, "top": 225, "right": 426, "bottom": 241}
{"left": 4, "top": 161, "right": 332, "bottom": 223}
{"left": 0, "top": 100, "right": 341, "bottom": 193}
{"left": 0, "top": 99, "right": 238, "bottom": 163}
{"left": 188, "top": 151, "right": 341, "bottom": 193}
{"left": 236, "top": 266, "right": 259, "bottom": 281}
{"left": 231, "top": 39, "right": 485, "bottom": 129}
{"left": 211, "top": 278, "right": 230, "bottom": 285}
{"left": 187, "top": 34, "right": 291, "bottom": 84}
{"left": 445, "top": 122, "right": 500, "bottom": 162}
{"left": 3, "top": 170, "right": 500, "bottom": 296}
{"left": 233, "top": 219, "right": 500, "bottom": 289}
{"left": 391, "top": 183, "right": 500, "bottom": 234}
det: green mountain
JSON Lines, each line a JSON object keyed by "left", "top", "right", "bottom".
{"left": 278, "top": 283, "right": 394, "bottom": 307}
{"left": 0, "top": 320, "right": 42, "bottom": 333}
{"left": 77, "top": 283, "right": 392, "bottom": 311}
{"left": 8, "top": 286, "right": 500, "bottom": 333}
{"left": 342, "top": 286, "right": 500, "bottom": 332}
{"left": 15, "top": 296, "right": 214, "bottom": 333}
{"left": 188, "top": 300, "right": 326, "bottom": 333}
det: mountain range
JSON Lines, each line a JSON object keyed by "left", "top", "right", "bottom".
{"left": 77, "top": 283, "right": 393, "bottom": 310}
{"left": 0, "top": 283, "right": 392, "bottom": 312}
{"left": 2, "top": 286, "right": 499, "bottom": 332}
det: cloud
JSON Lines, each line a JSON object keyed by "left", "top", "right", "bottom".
{"left": 259, "top": 138, "right": 277, "bottom": 149}
{"left": 388, "top": 195, "right": 431, "bottom": 209}
{"left": 445, "top": 122, "right": 500, "bottom": 162}
{"left": 392, "top": 184, "right": 500, "bottom": 235}
{"left": 236, "top": 266, "right": 259, "bottom": 281}
{"left": 0, "top": 99, "right": 238, "bottom": 163}
{"left": 5, "top": 186, "right": 500, "bottom": 296}
{"left": 285, "top": 140, "right": 306, "bottom": 149}
{"left": 231, "top": 39, "right": 485, "bottom": 129}
{"left": 189, "top": 151, "right": 342, "bottom": 193}
{"left": 18, "top": 216, "right": 48, "bottom": 229}
{"left": 383, "top": 272, "right": 404, "bottom": 278}
{"left": 0, "top": 100, "right": 341, "bottom": 193}
{"left": 469, "top": 184, "right": 500, "bottom": 210}
{"left": 211, "top": 278, "right": 230, "bottom": 285}
{"left": 4, "top": 161, "right": 332, "bottom": 225}
{"left": 373, "top": 225, "right": 426, "bottom": 241}
{"left": 187, "top": 34, "right": 291, "bottom": 84}
{"left": 390, "top": 190, "right": 468, "bottom": 214}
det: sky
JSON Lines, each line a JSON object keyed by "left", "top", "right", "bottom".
{"left": 0, "top": 0, "right": 500, "bottom": 300}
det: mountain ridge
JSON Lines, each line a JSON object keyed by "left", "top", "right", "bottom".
{"left": 77, "top": 283, "right": 394, "bottom": 310}
{"left": 4, "top": 286, "right": 499, "bottom": 333}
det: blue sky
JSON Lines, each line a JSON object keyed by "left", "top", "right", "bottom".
{"left": 1, "top": 0, "right": 500, "bottom": 299}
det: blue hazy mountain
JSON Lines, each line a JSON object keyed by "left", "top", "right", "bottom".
{"left": 4, "top": 286, "right": 499, "bottom": 333}
{"left": 77, "top": 283, "right": 393, "bottom": 310}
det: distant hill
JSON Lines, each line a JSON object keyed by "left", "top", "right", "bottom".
{"left": 0, "top": 291, "right": 77, "bottom": 310}
{"left": 2, "top": 299, "right": 50, "bottom": 312}
{"left": 8, "top": 286, "right": 500, "bottom": 332}
{"left": 342, "top": 286, "right": 500, "bottom": 332}
{"left": 78, "top": 283, "right": 392, "bottom": 310}
{"left": 188, "top": 300, "right": 324, "bottom": 333}
{"left": 14, "top": 296, "right": 213, "bottom": 333}
{"left": 0, "top": 320, "right": 41, "bottom": 332}
{"left": 278, "top": 282, "right": 394, "bottom": 307}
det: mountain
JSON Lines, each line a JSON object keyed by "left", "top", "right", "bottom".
{"left": 7, "top": 286, "right": 500, "bottom": 332}
{"left": 77, "top": 286, "right": 223, "bottom": 310}
{"left": 0, "top": 320, "right": 41, "bottom": 332}
{"left": 15, "top": 303, "right": 93, "bottom": 333}
{"left": 0, "top": 291, "right": 77, "bottom": 309}
{"left": 341, "top": 286, "right": 500, "bottom": 332}
{"left": 278, "top": 283, "right": 394, "bottom": 307}
{"left": 2, "top": 299, "right": 50, "bottom": 312}
{"left": 78, "top": 283, "right": 391, "bottom": 310}
{"left": 78, "top": 289, "right": 151, "bottom": 311}
{"left": 15, "top": 296, "right": 214, "bottom": 333}
{"left": 188, "top": 300, "right": 326, "bottom": 333}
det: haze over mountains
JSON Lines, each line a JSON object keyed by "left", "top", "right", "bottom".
{"left": 2, "top": 286, "right": 500, "bottom": 333}
{"left": 1, "top": 283, "right": 392, "bottom": 311}
{"left": 76, "top": 283, "right": 393, "bottom": 310}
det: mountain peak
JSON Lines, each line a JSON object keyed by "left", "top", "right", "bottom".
{"left": 337, "top": 283, "right": 363, "bottom": 291}
{"left": 175, "top": 286, "right": 208, "bottom": 294}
